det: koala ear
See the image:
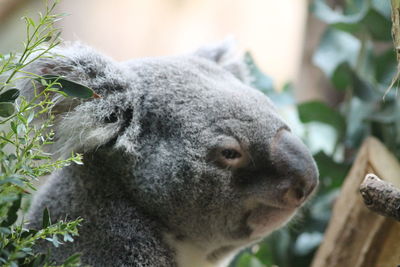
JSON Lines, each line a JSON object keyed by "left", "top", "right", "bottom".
{"left": 16, "top": 42, "right": 137, "bottom": 158}
{"left": 193, "top": 38, "right": 252, "bottom": 84}
{"left": 54, "top": 94, "right": 139, "bottom": 159}
{"left": 17, "top": 42, "right": 129, "bottom": 114}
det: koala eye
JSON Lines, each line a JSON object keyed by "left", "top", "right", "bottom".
{"left": 221, "top": 149, "right": 242, "bottom": 159}
{"left": 208, "top": 136, "right": 249, "bottom": 169}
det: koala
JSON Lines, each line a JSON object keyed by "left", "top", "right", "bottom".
{"left": 23, "top": 40, "right": 318, "bottom": 267}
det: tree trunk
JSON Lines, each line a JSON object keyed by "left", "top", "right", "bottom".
{"left": 311, "top": 137, "right": 400, "bottom": 267}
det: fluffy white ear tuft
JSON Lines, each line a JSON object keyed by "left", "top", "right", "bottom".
{"left": 193, "top": 37, "right": 252, "bottom": 84}
{"left": 52, "top": 96, "right": 128, "bottom": 159}
{"left": 13, "top": 42, "right": 136, "bottom": 159}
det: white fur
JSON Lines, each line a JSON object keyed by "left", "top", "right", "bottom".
{"left": 164, "top": 234, "right": 237, "bottom": 267}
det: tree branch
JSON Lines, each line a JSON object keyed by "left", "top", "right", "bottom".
{"left": 359, "top": 173, "right": 400, "bottom": 221}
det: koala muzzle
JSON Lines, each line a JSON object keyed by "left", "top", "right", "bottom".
{"left": 271, "top": 128, "right": 319, "bottom": 207}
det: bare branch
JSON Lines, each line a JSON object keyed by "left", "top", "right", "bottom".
{"left": 359, "top": 173, "right": 400, "bottom": 221}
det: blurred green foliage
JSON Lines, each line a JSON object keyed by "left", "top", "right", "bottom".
{"left": 234, "top": 0, "right": 396, "bottom": 266}
{"left": 0, "top": 1, "right": 98, "bottom": 266}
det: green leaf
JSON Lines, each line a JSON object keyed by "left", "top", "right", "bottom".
{"left": 245, "top": 52, "right": 275, "bottom": 94}
{"left": 17, "top": 123, "right": 27, "bottom": 134}
{"left": 313, "top": 28, "right": 360, "bottom": 77}
{"left": 298, "top": 101, "right": 346, "bottom": 136}
{"left": 42, "top": 207, "right": 51, "bottom": 228}
{"left": 26, "top": 17, "right": 36, "bottom": 27}
{"left": 51, "top": 234, "right": 60, "bottom": 247}
{"left": 1, "top": 195, "right": 21, "bottom": 227}
{"left": 268, "top": 82, "right": 296, "bottom": 107}
{"left": 0, "top": 89, "right": 20, "bottom": 102}
{"left": 375, "top": 48, "right": 397, "bottom": 87}
{"left": 10, "top": 121, "right": 17, "bottom": 134}
{"left": 0, "top": 102, "right": 15, "bottom": 117}
{"left": 313, "top": 151, "right": 349, "bottom": 189}
{"left": 371, "top": 0, "right": 391, "bottom": 18}
{"left": 27, "top": 112, "right": 35, "bottom": 123}
{"left": 367, "top": 100, "right": 398, "bottom": 124}
{"left": 311, "top": 0, "right": 368, "bottom": 32}
{"left": 253, "top": 243, "right": 274, "bottom": 266}
{"left": 332, "top": 62, "right": 380, "bottom": 101}
{"left": 0, "top": 177, "right": 25, "bottom": 187}
{"left": 235, "top": 252, "right": 266, "bottom": 267}
{"left": 293, "top": 232, "right": 323, "bottom": 256}
{"left": 332, "top": 62, "right": 352, "bottom": 90}
{"left": 351, "top": 71, "right": 379, "bottom": 101}
{"left": 264, "top": 230, "right": 291, "bottom": 266}
{"left": 63, "top": 233, "right": 74, "bottom": 242}
{"left": 20, "top": 229, "right": 38, "bottom": 239}
{"left": 311, "top": 0, "right": 390, "bottom": 40}
{"left": 363, "top": 9, "right": 392, "bottom": 41}
{"left": 345, "top": 97, "right": 375, "bottom": 148}
{"left": 38, "top": 74, "right": 98, "bottom": 99}
{"left": 63, "top": 253, "right": 81, "bottom": 265}
{"left": 31, "top": 254, "right": 47, "bottom": 267}
{"left": 0, "top": 227, "right": 11, "bottom": 235}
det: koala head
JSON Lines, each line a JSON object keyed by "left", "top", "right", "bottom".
{"left": 20, "top": 40, "right": 318, "bottom": 261}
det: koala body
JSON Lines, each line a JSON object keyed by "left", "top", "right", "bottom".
{"left": 24, "top": 41, "right": 318, "bottom": 267}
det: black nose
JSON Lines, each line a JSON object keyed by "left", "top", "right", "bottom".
{"left": 271, "top": 129, "right": 319, "bottom": 206}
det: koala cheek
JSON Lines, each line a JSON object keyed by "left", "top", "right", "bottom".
{"left": 246, "top": 205, "right": 295, "bottom": 238}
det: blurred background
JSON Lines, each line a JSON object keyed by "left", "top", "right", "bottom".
{"left": 0, "top": 0, "right": 396, "bottom": 267}
{"left": 0, "top": 0, "right": 327, "bottom": 102}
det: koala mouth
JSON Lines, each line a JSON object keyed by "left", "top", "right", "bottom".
{"left": 246, "top": 204, "right": 297, "bottom": 238}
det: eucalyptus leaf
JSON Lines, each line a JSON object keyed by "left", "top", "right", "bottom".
{"left": 0, "top": 177, "right": 25, "bottom": 187}
{"left": 42, "top": 207, "right": 51, "bottom": 228}
{"left": 298, "top": 101, "right": 346, "bottom": 136}
{"left": 253, "top": 243, "right": 274, "bottom": 266}
{"left": 268, "top": 82, "right": 296, "bottom": 107}
{"left": 311, "top": 0, "right": 390, "bottom": 40}
{"left": 63, "top": 254, "right": 81, "bottom": 265}
{"left": 332, "top": 62, "right": 352, "bottom": 90}
{"left": 265, "top": 230, "right": 291, "bottom": 266}
{"left": 366, "top": 99, "right": 399, "bottom": 124}
{"left": 345, "top": 97, "right": 374, "bottom": 148}
{"left": 0, "top": 102, "right": 15, "bottom": 117}
{"left": 1, "top": 195, "right": 21, "bottom": 227}
{"left": 313, "top": 28, "right": 360, "bottom": 77}
{"left": 310, "top": 190, "right": 340, "bottom": 222}
{"left": 245, "top": 52, "right": 274, "bottom": 94}
{"left": 313, "top": 151, "right": 349, "bottom": 190}
{"left": 352, "top": 71, "right": 379, "bottom": 101}
{"left": 363, "top": 9, "right": 392, "bottom": 41}
{"left": 311, "top": 0, "right": 369, "bottom": 32}
{"left": 38, "top": 74, "right": 98, "bottom": 99}
{"left": 235, "top": 252, "right": 266, "bottom": 267}
{"left": 371, "top": 0, "right": 391, "bottom": 18}
{"left": 333, "top": 62, "right": 380, "bottom": 101}
{"left": 0, "top": 89, "right": 20, "bottom": 102}
{"left": 375, "top": 48, "right": 397, "bottom": 87}
{"left": 32, "top": 254, "right": 47, "bottom": 267}
{"left": 293, "top": 232, "right": 323, "bottom": 256}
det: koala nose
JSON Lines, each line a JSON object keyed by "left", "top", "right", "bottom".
{"left": 271, "top": 129, "right": 318, "bottom": 207}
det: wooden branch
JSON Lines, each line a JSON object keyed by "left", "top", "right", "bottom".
{"left": 359, "top": 173, "right": 400, "bottom": 221}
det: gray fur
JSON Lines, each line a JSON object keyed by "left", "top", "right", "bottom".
{"left": 24, "top": 41, "right": 318, "bottom": 267}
